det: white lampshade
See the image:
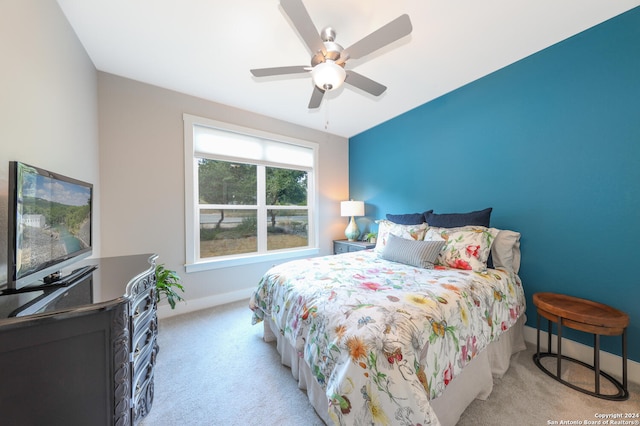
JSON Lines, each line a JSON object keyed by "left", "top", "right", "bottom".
{"left": 312, "top": 60, "right": 346, "bottom": 91}
{"left": 340, "top": 200, "right": 364, "bottom": 217}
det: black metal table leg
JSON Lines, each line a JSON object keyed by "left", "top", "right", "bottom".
{"left": 557, "top": 316, "right": 562, "bottom": 378}
{"left": 622, "top": 328, "right": 628, "bottom": 391}
{"left": 536, "top": 312, "right": 541, "bottom": 357}
{"left": 594, "top": 333, "right": 600, "bottom": 394}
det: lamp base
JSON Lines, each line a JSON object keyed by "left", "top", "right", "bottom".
{"left": 344, "top": 216, "right": 360, "bottom": 242}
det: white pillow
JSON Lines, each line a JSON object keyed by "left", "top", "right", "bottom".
{"left": 490, "top": 230, "right": 521, "bottom": 274}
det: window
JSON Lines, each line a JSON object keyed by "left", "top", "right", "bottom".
{"left": 184, "top": 114, "right": 319, "bottom": 272}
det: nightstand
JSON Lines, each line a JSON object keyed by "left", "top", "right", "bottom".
{"left": 333, "top": 240, "right": 376, "bottom": 254}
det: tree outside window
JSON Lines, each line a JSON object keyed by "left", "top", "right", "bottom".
{"left": 197, "top": 159, "right": 308, "bottom": 258}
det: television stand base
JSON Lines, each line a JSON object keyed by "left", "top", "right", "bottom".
{"left": 1, "top": 265, "right": 98, "bottom": 295}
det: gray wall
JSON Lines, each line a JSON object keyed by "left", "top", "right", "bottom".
{"left": 97, "top": 73, "right": 349, "bottom": 314}
{"left": 0, "top": 0, "right": 100, "bottom": 284}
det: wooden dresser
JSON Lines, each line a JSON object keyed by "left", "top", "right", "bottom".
{"left": 0, "top": 254, "right": 159, "bottom": 425}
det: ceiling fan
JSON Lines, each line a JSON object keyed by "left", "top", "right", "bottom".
{"left": 250, "top": 0, "right": 413, "bottom": 109}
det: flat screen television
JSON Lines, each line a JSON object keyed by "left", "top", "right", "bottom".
{"left": 7, "top": 161, "right": 93, "bottom": 290}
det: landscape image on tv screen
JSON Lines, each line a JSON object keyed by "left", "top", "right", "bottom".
{"left": 15, "top": 164, "right": 92, "bottom": 280}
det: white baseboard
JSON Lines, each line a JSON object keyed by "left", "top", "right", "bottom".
{"left": 156, "top": 287, "right": 254, "bottom": 319}
{"left": 157, "top": 293, "right": 639, "bottom": 387}
{"left": 523, "top": 325, "right": 639, "bottom": 385}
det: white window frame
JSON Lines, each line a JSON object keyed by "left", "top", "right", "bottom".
{"left": 183, "top": 114, "right": 319, "bottom": 272}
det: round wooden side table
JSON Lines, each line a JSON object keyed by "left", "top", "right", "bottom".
{"left": 532, "top": 292, "right": 629, "bottom": 400}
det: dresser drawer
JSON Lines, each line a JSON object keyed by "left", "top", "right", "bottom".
{"left": 334, "top": 241, "right": 350, "bottom": 254}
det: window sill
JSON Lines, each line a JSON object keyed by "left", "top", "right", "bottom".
{"left": 185, "top": 247, "right": 320, "bottom": 273}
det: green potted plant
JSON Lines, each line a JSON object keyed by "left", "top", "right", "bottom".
{"left": 155, "top": 264, "right": 185, "bottom": 309}
{"left": 365, "top": 232, "right": 377, "bottom": 244}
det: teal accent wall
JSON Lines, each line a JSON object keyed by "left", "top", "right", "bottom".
{"left": 349, "top": 7, "right": 640, "bottom": 362}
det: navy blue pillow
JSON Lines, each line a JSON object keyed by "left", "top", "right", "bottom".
{"left": 423, "top": 208, "right": 492, "bottom": 228}
{"left": 386, "top": 210, "right": 432, "bottom": 225}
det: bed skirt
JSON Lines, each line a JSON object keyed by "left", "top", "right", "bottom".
{"left": 262, "top": 314, "right": 526, "bottom": 426}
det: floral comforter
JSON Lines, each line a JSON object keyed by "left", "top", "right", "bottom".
{"left": 250, "top": 250, "right": 526, "bottom": 425}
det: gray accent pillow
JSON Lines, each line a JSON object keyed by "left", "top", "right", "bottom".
{"left": 382, "top": 234, "right": 445, "bottom": 269}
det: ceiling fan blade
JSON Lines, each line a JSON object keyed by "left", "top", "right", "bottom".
{"left": 308, "top": 86, "right": 325, "bottom": 109}
{"left": 345, "top": 70, "right": 387, "bottom": 96}
{"left": 250, "top": 66, "right": 309, "bottom": 77}
{"left": 335, "top": 51, "right": 350, "bottom": 66}
{"left": 343, "top": 14, "right": 412, "bottom": 60}
{"left": 280, "top": 0, "right": 326, "bottom": 56}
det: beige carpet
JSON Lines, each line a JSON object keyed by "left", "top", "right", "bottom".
{"left": 140, "top": 300, "right": 639, "bottom": 425}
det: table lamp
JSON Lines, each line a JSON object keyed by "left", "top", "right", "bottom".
{"left": 340, "top": 200, "right": 365, "bottom": 241}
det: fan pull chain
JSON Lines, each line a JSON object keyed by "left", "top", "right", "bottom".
{"left": 324, "top": 97, "right": 330, "bottom": 130}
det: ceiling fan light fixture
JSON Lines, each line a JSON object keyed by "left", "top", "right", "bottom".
{"left": 311, "top": 60, "right": 345, "bottom": 91}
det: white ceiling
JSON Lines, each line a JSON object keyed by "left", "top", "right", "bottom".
{"left": 56, "top": 0, "right": 639, "bottom": 138}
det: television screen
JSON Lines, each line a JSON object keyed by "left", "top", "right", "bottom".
{"left": 7, "top": 162, "right": 93, "bottom": 290}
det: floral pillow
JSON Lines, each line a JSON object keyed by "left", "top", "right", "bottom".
{"left": 425, "top": 225, "right": 499, "bottom": 272}
{"left": 374, "top": 220, "right": 428, "bottom": 253}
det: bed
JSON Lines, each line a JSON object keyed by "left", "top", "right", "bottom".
{"left": 250, "top": 215, "right": 526, "bottom": 426}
